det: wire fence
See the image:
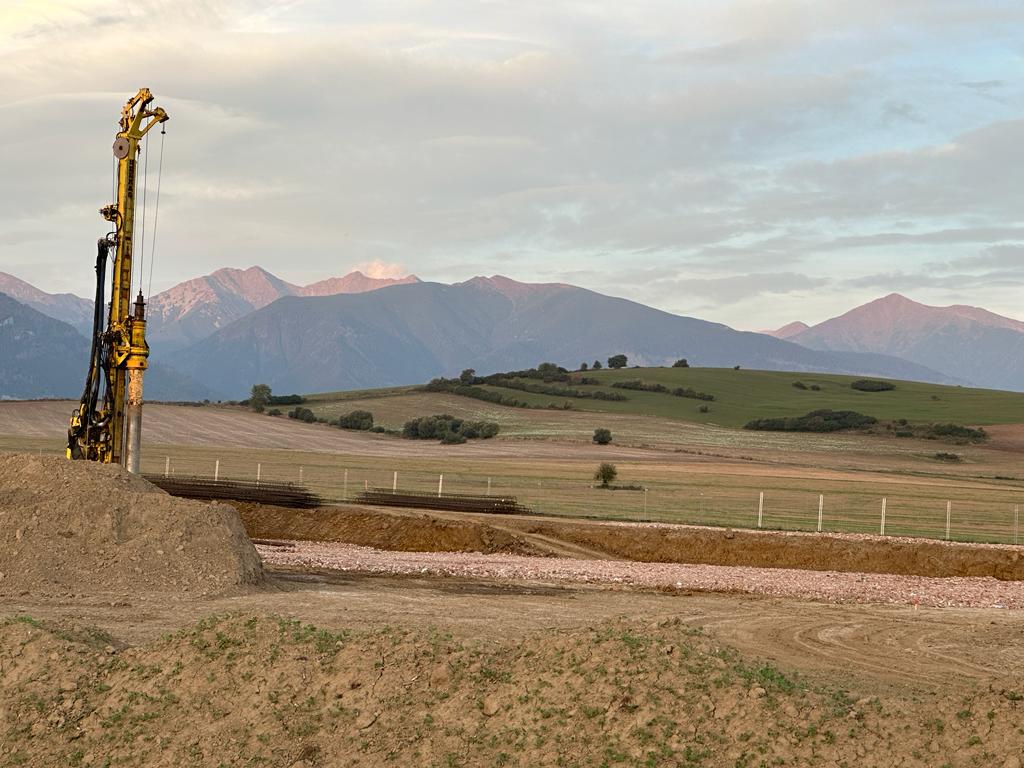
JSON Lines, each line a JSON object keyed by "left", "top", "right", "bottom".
{"left": 143, "top": 453, "right": 1024, "bottom": 546}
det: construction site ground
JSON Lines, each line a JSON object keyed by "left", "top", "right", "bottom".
{"left": 5, "top": 500, "right": 1024, "bottom": 766}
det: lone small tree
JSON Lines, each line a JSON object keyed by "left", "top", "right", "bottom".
{"left": 459, "top": 368, "right": 476, "bottom": 384}
{"left": 594, "top": 462, "right": 617, "bottom": 487}
{"left": 593, "top": 427, "right": 612, "bottom": 445}
{"left": 580, "top": 362, "right": 589, "bottom": 371}
{"left": 592, "top": 360, "right": 602, "bottom": 370}
{"left": 672, "top": 358, "right": 689, "bottom": 368}
{"left": 249, "top": 383, "right": 272, "bottom": 413}
{"left": 607, "top": 354, "right": 628, "bottom": 369}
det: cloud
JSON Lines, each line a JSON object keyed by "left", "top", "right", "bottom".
{"left": 1, "top": 0, "right": 1023, "bottom": 332}
{"left": 353, "top": 260, "right": 409, "bottom": 279}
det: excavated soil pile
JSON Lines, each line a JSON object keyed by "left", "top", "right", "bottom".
{"left": 0, "top": 453, "right": 262, "bottom": 598}
{"left": 3, "top": 612, "right": 1024, "bottom": 767}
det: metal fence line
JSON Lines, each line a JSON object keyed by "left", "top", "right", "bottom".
{"left": 141, "top": 453, "right": 1024, "bottom": 547}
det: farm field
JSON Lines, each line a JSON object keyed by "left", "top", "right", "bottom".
{"left": 310, "top": 366, "right": 1024, "bottom": 428}
{"left": 3, "top": 398, "right": 1023, "bottom": 544}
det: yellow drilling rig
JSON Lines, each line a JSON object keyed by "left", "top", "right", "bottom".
{"left": 67, "top": 88, "right": 169, "bottom": 473}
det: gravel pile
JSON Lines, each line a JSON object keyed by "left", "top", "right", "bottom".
{"left": 257, "top": 540, "right": 1024, "bottom": 609}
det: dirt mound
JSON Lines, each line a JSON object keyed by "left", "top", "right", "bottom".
{"left": 237, "top": 503, "right": 550, "bottom": 557}
{"left": 0, "top": 453, "right": 262, "bottom": 598}
{"left": 3, "top": 612, "right": 1024, "bottom": 767}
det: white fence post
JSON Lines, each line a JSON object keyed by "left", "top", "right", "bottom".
{"left": 757, "top": 491, "right": 764, "bottom": 529}
{"left": 643, "top": 487, "right": 648, "bottom": 520}
{"left": 945, "top": 501, "right": 951, "bottom": 541}
{"left": 214, "top": 459, "right": 220, "bottom": 482}
{"left": 343, "top": 469, "right": 348, "bottom": 500}
{"left": 256, "top": 463, "right": 261, "bottom": 487}
{"left": 1015, "top": 505, "right": 1019, "bottom": 546}
{"left": 392, "top": 471, "right": 398, "bottom": 493}
{"left": 487, "top": 477, "right": 492, "bottom": 496}
{"left": 164, "top": 456, "right": 170, "bottom": 478}
{"left": 817, "top": 494, "right": 824, "bottom": 533}
{"left": 438, "top": 474, "right": 444, "bottom": 497}
{"left": 299, "top": 466, "right": 303, "bottom": 483}
{"left": 880, "top": 497, "right": 887, "bottom": 536}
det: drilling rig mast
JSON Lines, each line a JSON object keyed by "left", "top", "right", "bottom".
{"left": 67, "top": 88, "right": 169, "bottom": 472}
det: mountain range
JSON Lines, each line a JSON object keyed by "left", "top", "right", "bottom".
{"left": 146, "top": 267, "right": 420, "bottom": 351}
{"left": 3, "top": 267, "right": 1022, "bottom": 400}
{"left": 766, "top": 293, "right": 1024, "bottom": 392}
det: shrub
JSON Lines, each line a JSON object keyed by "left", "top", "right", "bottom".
{"left": 402, "top": 414, "right": 500, "bottom": 443}
{"left": 809, "top": 384, "right": 821, "bottom": 391}
{"left": 851, "top": 379, "right": 896, "bottom": 392}
{"left": 592, "top": 360, "right": 602, "bottom": 370}
{"left": 930, "top": 423, "right": 987, "bottom": 441}
{"left": 934, "top": 452, "right": 963, "bottom": 462}
{"left": 698, "top": 404, "right": 710, "bottom": 413}
{"left": 593, "top": 428, "right": 612, "bottom": 445}
{"left": 249, "top": 383, "right": 272, "bottom": 412}
{"left": 288, "top": 407, "right": 316, "bottom": 423}
{"left": 607, "top": 354, "right": 628, "bottom": 369}
{"left": 744, "top": 409, "right": 877, "bottom": 433}
{"left": 792, "top": 381, "right": 807, "bottom": 390}
{"left": 268, "top": 394, "right": 305, "bottom": 405}
{"left": 672, "top": 387, "right": 715, "bottom": 401}
{"left": 267, "top": 408, "right": 282, "bottom": 417}
{"left": 580, "top": 362, "right": 589, "bottom": 371}
{"left": 338, "top": 410, "right": 374, "bottom": 430}
{"left": 672, "top": 359, "right": 690, "bottom": 368}
{"left": 594, "top": 462, "right": 617, "bottom": 486}
{"left": 612, "top": 379, "right": 668, "bottom": 393}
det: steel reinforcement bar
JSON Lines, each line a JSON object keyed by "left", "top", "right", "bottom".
{"left": 144, "top": 475, "right": 323, "bottom": 509}
{"left": 354, "top": 488, "right": 534, "bottom": 515}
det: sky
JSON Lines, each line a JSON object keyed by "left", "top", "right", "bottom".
{"left": 1, "top": 0, "right": 1023, "bottom": 330}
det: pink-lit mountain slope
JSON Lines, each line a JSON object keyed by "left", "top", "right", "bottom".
{"left": 147, "top": 267, "right": 419, "bottom": 350}
{"left": 761, "top": 321, "right": 810, "bottom": 339}
{"left": 788, "top": 293, "right": 1024, "bottom": 391}
{"left": 0, "top": 272, "right": 93, "bottom": 331}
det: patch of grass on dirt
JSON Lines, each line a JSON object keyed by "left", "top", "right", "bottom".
{"left": 3, "top": 612, "right": 1023, "bottom": 767}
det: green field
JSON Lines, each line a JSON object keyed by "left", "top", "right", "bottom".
{"left": 307, "top": 367, "right": 1024, "bottom": 429}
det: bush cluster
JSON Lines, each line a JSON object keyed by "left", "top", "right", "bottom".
{"left": 929, "top": 423, "right": 987, "bottom": 441}
{"left": 337, "top": 410, "right": 374, "bottom": 430}
{"left": 851, "top": 379, "right": 896, "bottom": 392}
{"left": 402, "top": 414, "right": 500, "bottom": 444}
{"left": 287, "top": 407, "right": 317, "bottom": 423}
{"left": 744, "top": 409, "right": 877, "bottom": 433}
{"left": 268, "top": 394, "right": 306, "bottom": 405}
{"left": 491, "top": 379, "right": 627, "bottom": 401}
{"left": 610, "top": 380, "right": 715, "bottom": 401}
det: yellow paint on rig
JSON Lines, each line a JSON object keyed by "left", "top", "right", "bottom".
{"left": 66, "top": 89, "right": 168, "bottom": 466}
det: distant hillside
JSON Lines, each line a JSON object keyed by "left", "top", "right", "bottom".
{"left": 789, "top": 294, "right": 1024, "bottom": 392}
{"left": 0, "top": 293, "right": 89, "bottom": 399}
{"left": 306, "top": 366, "right": 1024, "bottom": 430}
{"left": 167, "top": 277, "right": 951, "bottom": 397}
{"left": 0, "top": 293, "right": 219, "bottom": 402}
{"left": 0, "top": 272, "right": 93, "bottom": 332}
{"left": 147, "top": 266, "right": 420, "bottom": 351}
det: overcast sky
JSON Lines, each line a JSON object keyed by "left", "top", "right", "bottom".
{"left": 2, "top": 0, "right": 1023, "bottom": 330}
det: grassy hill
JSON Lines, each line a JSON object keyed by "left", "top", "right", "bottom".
{"left": 306, "top": 367, "right": 1024, "bottom": 429}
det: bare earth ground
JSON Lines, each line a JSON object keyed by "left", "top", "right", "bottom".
{"left": 3, "top": 406, "right": 1024, "bottom": 765}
